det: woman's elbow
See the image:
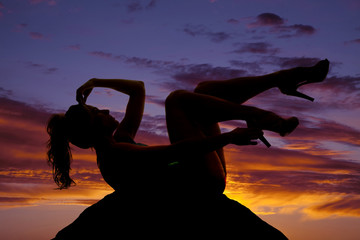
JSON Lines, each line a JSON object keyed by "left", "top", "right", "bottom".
{"left": 136, "top": 81, "right": 145, "bottom": 94}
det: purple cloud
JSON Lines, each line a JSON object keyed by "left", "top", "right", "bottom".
{"left": 0, "top": 87, "right": 13, "bottom": 97}
{"left": 14, "top": 23, "right": 28, "bottom": 32}
{"left": 249, "top": 13, "right": 285, "bottom": 27}
{"left": 89, "top": 51, "right": 246, "bottom": 89}
{"left": 247, "top": 12, "right": 316, "bottom": 38}
{"left": 275, "top": 24, "right": 316, "bottom": 38}
{"left": 171, "top": 63, "right": 247, "bottom": 88}
{"left": 89, "top": 51, "right": 113, "bottom": 59}
{"left": 345, "top": 38, "right": 360, "bottom": 45}
{"left": 183, "top": 24, "right": 232, "bottom": 43}
{"left": 23, "top": 61, "right": 58, "bottom": 74}
{"left": 228, "top": 60, "right": 263, "bottom": 74}
{"left": 29, "top": 32, "right": 44, "bottom": 40}
{"left": 227, "top": 18, "right": 239, "bottom": 24}
{"left": 127, "top": 2, "right": 142, "bottom": 12}
{"left": 127, "top": 0, "right": 157, "bottom": 13}
{"left": 262, "top": 56, "right": 321, "bottom": 68}
{"left": 232, "top": 42, "right": 280, "bottom": 55}
{"left": 87, "top": 51, "right": 359, "bottom": 113}
{"left": 66, "top": 44, "right": 81, "bottom": 51}
{"left": 45, "top": 67, "right": 58, "bottom": 74}
{"left": 312, "top": 195, "right": 360, "bottom": 216}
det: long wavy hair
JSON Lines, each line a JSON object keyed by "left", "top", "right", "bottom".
{"left": 46, "top": 104, "right": 94, "bottom": 189}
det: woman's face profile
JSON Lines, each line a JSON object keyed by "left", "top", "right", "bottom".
{"left": 87, "top": 106, "right": 119, "bottom": 135}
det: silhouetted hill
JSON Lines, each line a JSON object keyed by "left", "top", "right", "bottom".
{"left": 53, "top": 191, "right": 288, "bottom": 239}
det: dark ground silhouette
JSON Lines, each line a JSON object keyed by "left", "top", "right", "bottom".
{"left": 53, "top": 191, "right": 288, "bottom": 239}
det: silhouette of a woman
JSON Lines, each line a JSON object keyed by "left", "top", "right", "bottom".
{"left": 47, "top": 59, "right": 329, "bottom": 195}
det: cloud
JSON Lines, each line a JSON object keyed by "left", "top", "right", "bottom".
{"left": 13, "top": 23, "right": 28, "bottom": 32}
{"left": 228, "top": 60, "right": 263, "bottom": 74}
{"left": 127, "top": 1, "right": 142, "bottom": 12}
{"left": 183, "top": 24, "right": 232, "bottom": 43}
{"left": 311, "top": 195, "right": 360, "bottom": 216}
{"left": 344, "top": 38, "right": 360, "bottom": 45}
{"left": 88, "top": 51, "right": 249, "bottom": 90}
{"left": 66, "top": 44, "right": 81, "bottom": 51}
{"left": 247, "top": 12, "right": 316, "bottom": 38}
{"left": 227, "top": 18, "right": 239, "bottom": 25}
{"left": 127, "top": 0, "right": 157, "bottom": 13}
{"left": 87, "top": 51, "right": 360, "bottom": 117}
{"left": 170, "top": 63, "right": 247, "bottom": 88}
{"left": 289, "top": 118, "right": 360, "bottom": 148}
{"left": 275, "top": 24, "right": 316, "bottom": 38}
{"left": 0, "top": 96, "right": 114, "bottom": 207}
{"left": 224, "top": 138, "right": 360, "bottom": 217}
{"left": 145, "top": 95, "right": 166, "bottom": 107}
{"left": 22, "top": 61, "right": 58, "bottom": 74}
{"left": 29, "top": 32, "right": 44, "bottom": 40}
{"left": 89, "top": 51, "right": 114, "bottom": 60}
{"left": 262, "top": 56, "right": 321, "bottom": 68}
{"left": 0, "top": 87, "right": 13, "bottom": 97}
{"left": 248, "top": 13, "right": 285, "bottom": 27}
{"left": 232, "top": 42, "right": 280, "bottom": 55}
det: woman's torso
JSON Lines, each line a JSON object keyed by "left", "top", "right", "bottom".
{"left": 96, "top": 137, "right": 183, "bottom": 194}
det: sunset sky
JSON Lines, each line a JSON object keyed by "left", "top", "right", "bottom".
{"left": 1, "top": 0, "right": 360, "bottom": 239}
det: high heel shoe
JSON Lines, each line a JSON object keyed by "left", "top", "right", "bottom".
{"left": 247, "top": 114, "right": 299, "bottom": 147}
{"left": 278, "top": 59, "right": 330, "bottom": 101}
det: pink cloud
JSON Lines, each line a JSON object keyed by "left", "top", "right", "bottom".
{"left": 29, "top": 32, "right": 44, "bottom": 40}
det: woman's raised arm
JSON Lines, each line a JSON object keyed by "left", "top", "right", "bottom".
{"left": 76, "top": 78, "right": 146, "bottom": 139}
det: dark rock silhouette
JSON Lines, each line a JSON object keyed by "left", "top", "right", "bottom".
{"left": 53, "top": 192, "right": 288, "bottom": 239}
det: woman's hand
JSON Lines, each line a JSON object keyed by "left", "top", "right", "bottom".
{"left": 76, "top": 79, "right": 97, "bottom": 105}
{"left": 229, "top": 128, "right": 264, "bottom": 146}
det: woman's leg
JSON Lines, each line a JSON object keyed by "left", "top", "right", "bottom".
{"left": 165, "top": 65, "right": 315, "bottom": 193}
{"left": 165, "top": 90, "right": 285, "bottom": 194}
{"left": 186, "top": 69, "right": 303, "bottom": 184}
{"left": 193, "top": 73, "right": 280, "bottom": 174}
{"left": 194, "top": 60, "right": 329, "bottom": 104}
{"left": 194, "top": 73, "right": 278, "bottom": 104}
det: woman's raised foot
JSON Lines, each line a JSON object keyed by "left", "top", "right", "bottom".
{"left": 277, "top": 59, "right": 330, "bottom": 101}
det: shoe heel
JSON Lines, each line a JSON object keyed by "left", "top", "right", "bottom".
{"left": 287, "top": 90, "right": 314, "bottom": 102}
{"left": 259, "top": 135, "right": 271, "bottom": 148}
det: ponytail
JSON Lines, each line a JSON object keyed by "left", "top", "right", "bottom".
{"left": 46, "top": 114, "right": 75, "bottom": 189}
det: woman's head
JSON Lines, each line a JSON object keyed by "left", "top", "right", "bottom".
{"left": 46, "top": 104, "right": 118, "bottom": 189}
